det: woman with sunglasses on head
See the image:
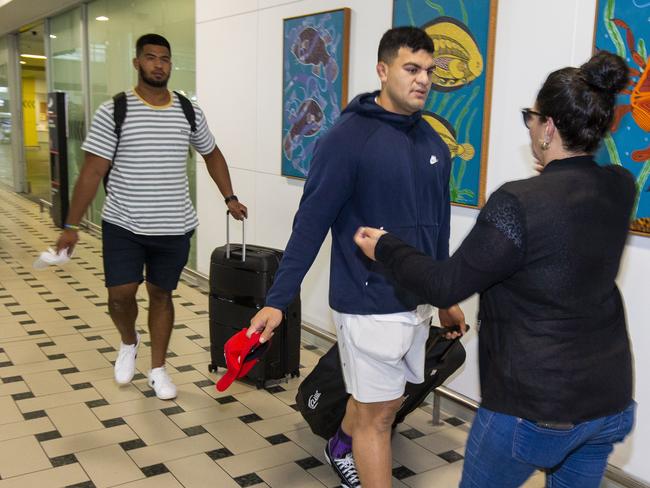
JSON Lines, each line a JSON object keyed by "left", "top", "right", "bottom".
{"left": 354, "top": 50, "right": 637, "bottom": 488}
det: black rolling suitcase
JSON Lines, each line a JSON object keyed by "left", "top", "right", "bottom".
{"left": 208, "top": 213, "right": 301, "bottom": 388}
{"left": 295, "top": 325, "right": 467, "bottom": 439}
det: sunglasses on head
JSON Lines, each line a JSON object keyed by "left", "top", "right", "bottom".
{"left": 521, "top": 108, "right": 545, "bottom": 129}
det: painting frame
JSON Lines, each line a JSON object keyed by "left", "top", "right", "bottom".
{"left": 593, "top": 0, "right": 650, "bottom": 237}
{"left": 281, "top": 8, "right": 351, "bottom": 180}
{"left": 392, "top": 0, "right": 498, "bottom": 208}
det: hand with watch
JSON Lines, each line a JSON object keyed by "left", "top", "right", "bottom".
{"left": 224, "top": 194, "right": 248, "bottom": 220}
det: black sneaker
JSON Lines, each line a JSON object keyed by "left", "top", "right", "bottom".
{"left": 324, "top": 440, "right": 361, "bottom": 488}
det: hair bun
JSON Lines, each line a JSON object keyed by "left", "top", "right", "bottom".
{"left": 581, "top": 51, "right": 629, "bottom": 94}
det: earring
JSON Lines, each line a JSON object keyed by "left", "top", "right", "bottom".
{"left": 539, "top": 140, "right": 550, "bottom": 151}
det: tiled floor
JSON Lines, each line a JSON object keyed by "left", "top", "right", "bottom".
{"left": 0, "top": 186, "right": 545, "bottom": 487}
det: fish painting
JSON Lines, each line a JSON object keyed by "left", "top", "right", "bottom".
{"left": 393, "top": 0, "right": 497, "bottom": 207}
{"left": 291, "top": 26, "right": 339, "bottom": 83}
{"left": 283, "top": 98, "right": 325, "bottom": 161}
{"left": 633, "top": 217, "right": 650, "bottom": 234}
{"left": 423, "top": 17, "right": 483, "bottom": 92}
{"left": 423, "top": 111, "right": 475, "bottom": 161}
{"left": 282, "top": 8, "right": 350, "bottom": 179}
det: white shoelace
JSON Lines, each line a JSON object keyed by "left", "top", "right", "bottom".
{"left": 334, "top": 453, "right": 360, "bottom": 485}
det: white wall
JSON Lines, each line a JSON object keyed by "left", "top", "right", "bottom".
{"left": 195, "top": 0, "right": 392, "bottom": 333}
{"left": 195, "top": 0, "right": 649, "bottom": 482}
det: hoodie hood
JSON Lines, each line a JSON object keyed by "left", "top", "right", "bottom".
{"left": 342, "top": 91, "right": 422, "bottom": 129}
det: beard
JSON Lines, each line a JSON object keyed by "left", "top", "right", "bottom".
{"left": 139, "top": 66, "right": 169, "bottom": 88}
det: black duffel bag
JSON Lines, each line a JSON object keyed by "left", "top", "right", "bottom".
{"left": 295, "top": 326, "right": 467, "bottom": 440}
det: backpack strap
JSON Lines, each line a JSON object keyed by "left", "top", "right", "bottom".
{"left": 112, "top": 91, "right": 128, "bottom": 141}
{"left": 174, "top": 90, "right": 197, "bottom": 133}
{"left": 104, "top": 91, "right": 127, "bottom": 189}
{"left": 104, "top": 91, "right": 194, "bottom": 189}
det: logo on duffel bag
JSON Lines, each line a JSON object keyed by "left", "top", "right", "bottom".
{"left": 308, "top": 390, "right": 321, "bottom": 409}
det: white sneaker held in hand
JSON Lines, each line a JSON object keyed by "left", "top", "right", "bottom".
{"left": 114, "top": 333, "right": 140, "bottom": 385}
{"left": 148, "top": 366, "right": 177, "bottom": 400}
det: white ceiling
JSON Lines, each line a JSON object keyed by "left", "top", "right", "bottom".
{"left": 18, "top": 22, "right": 45, "bottom": 70}
{"left": 0, "top": 0, "right": 82, "bottom": 37}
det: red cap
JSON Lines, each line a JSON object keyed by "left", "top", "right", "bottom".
{"left": 216, "top": 329, "right": 270, "bottom": 392}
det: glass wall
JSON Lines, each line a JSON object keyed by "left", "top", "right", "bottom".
{"left": 50, "top": 7, "right": 85, "bottom": 198}
{"left": 87, "top": 0, "right": 196, "bottom": 109}
{"left": 19, "top": 24, "right": 49, "bottom": 202}
{"left": 86, "top": 0, "right": 197, "bottom": 266}
{"left": 44, "top": 0, "right": 198, "bottom": 268}
{"left": 3, "top": 0, "right": 198, "bottom": 268}
{"left": 0, "top": 36, "right": 13, "bottom": 186}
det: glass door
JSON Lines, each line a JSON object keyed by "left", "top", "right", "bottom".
{"left": 0, "top": 36, "right": 13, "bottom": 187}
{"left": 87, "top": 0, "right": 197, "bottom": 267}
{"left": 18, "top": 23, "right": 49, "bottom": 202}
{"left": 49, "top": 8, "right": 85, "bottom": 201}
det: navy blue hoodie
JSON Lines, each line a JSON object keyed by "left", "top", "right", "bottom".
{"left": 265, "top": 91, "right": 452, "bottom": 314}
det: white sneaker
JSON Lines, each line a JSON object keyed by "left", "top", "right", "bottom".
{"left": 114, "top": 333, "right": 141, "bottom": 385}
{"left": 148, "top": 366, "right": 177, "bottom": 400}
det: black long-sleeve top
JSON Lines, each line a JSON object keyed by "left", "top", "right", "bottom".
{"left": 375, "top": 156, "right": 635, "bottom": 422}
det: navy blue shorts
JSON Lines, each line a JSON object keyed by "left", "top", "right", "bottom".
{"left": 102, "top": 220, "right": 194, "bottom": 291}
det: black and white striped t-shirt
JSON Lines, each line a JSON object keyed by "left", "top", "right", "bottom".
{"left": 82, "top": 90, "right": 216, "bottom": 235}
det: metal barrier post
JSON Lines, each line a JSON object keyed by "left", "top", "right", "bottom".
{"left": 432, "top": 391, "right": 443, "bottom": 425}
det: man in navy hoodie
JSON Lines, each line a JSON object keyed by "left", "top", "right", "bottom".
{"left": 249, "top": 27, "right": 465, "bottom": 487}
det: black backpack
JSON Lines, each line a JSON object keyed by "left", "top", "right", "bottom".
{"left": 104, "top": 90, "right": 197, "bottom": 187}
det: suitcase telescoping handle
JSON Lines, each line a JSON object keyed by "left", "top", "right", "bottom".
{"left": 225, "top": 210, "right": 246, "bottom": 262}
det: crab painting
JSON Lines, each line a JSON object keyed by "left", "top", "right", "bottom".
{"left": 609, "top": 18, "right": 650, "bottom": 162}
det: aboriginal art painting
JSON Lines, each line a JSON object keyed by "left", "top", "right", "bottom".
{"left": 595, "top": 0, "right": 650, "bottom": 236}
{"left": 281, "top": 8, "right": 350, "bottom": 179}
{"left": 393, "top": 0, "right": 497, "bottom": 207}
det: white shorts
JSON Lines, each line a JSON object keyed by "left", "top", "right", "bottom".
{"left": 333, "top": 311, "right": 430, "bottom": 403}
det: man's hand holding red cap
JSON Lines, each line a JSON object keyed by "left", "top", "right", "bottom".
{"left": 216, "top": 329, "right": 269, "bottom": 391}
{"left": 247, "top": 306, "right": 283, "bottom": 343}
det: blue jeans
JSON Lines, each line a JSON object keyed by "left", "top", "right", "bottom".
{"left": 460, "top": 402, "right": 636, "bottom": 488}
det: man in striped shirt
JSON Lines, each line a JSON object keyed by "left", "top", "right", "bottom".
{"left": 55, "top": 34, "right": 247, "bottom": 400}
